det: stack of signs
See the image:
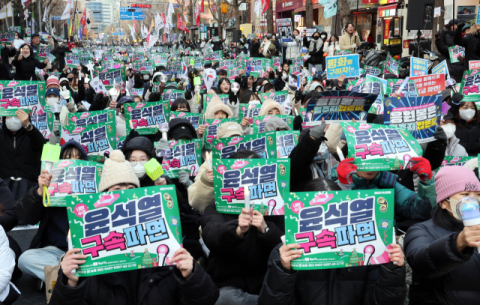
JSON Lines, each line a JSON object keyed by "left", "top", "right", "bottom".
{"left": 284, "top": 189, "right": 395, "bottom": 270}
{"left": 32, "top": 107, "right": 54, "bottom": 139}
{"left": 61, "top": 123, "right": 117, "bottom": 163}
{"left": 162, "top": 89, "right": 184, "bottom": 105}
{"left": 449, "top": 45, "right": 465, "bottom": 63}
{"left": 252, "top": 115, "right": 294, "bottom": 133}
{"left": 124, "top": 101, "right": 170, "bottom": 135}
{"left": 169, "top": 112, "right": 203, "bottom": 130}
{"left": 385, "top": 79, "right": 419, "bottom": 97}
{"left": 0, "top": 80, "right": 46, "bottom": 111}
{"left": 203, "top": 118, "right": 239, "bottom": 150}
{"left": 160, "top": 139, "right": 202, "bottom": 178}
{"left": 383, "top": 95, "right": 442, "bottom": 143}
{"left": 460, "top": 70, "right": 480, "bottom": 102}
{"left": 326, "top": 55, "right": 360, "bottom": 79}
{"left": 410, "top": 57, "right": 428, "bottom": 77}
{"left": 340, "top": 122, "right": 423, "bottom": 171}
{"left": 211, "top": 131, "right": 277, "bottom": 159}
{"left": 436, "top": 156, "right": 475, "bottom": 173}
{"left": 410, "top": 74, "right": 445, "bottom": 97}
{"left": 66, "top": 186, "right": 183, "bottom": 276}
{"left": 213, "top": 158, "right": 291, "bottom": 215}
{"left": 68, "top": 109, "right": 115, "bottom": 127}
{"left": 41, "top": 160, "right": 103, "bottom": 207}
{"left": 276, "top": 130, "right": 299, "bottom": 158}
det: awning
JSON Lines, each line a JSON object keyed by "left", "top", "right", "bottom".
{"left": 294, "top": 4, "right": 322, "bottom": 13}
{"left": 378, "top": 3, "right": 398, "bottom": 13}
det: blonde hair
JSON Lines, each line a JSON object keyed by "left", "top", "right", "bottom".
{"left": 470, "top": 24, "right": 478, "bottom": 35}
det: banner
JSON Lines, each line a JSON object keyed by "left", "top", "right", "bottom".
{"left": 162, "top": 89, "right": 184, "bottom": 104}
{"left": 211, "top": 131, "right": 277, "bottom": 159}
{"left": 94, "top": 67, "right": 127, "bottom": 86}
{"left": 410, "top": 57, "right": 428, "bottom": 77}
{"left": 0, "top": 80, "right": 46, "bottom": 111}
{"left": 410, "top": 74, "right": 445, "bottom": 97}
{"left": 203, "top": 118, "right": 239, "bottom": 150}
{"left": 432, "top": 60, "right": 450, "bottom": 79}
{"left": 252, "top": 115, "right": 293, "bottom": 133}
{"left": 385, "top": 79, "right": 419, "bottom": 97}
{"left": 213, "top": 158, "right": 291, "bottom": 215}
{"left": 276, "top": 18, "right": 293, "bottom": 42}
{"left": 160, "top": 139, "right": 202, "bottom": 178}
{"left": 460, "top": 69, "right": 480, "bottom": 102}
{"left": 66, "top": 186, "right": 183, "bottom": 276}
{"left": 276, "top": 130, "right": 299, "bottom": 158}
{"left": 124, "top": 101, "right": 170, "bottom": 135}
{"left": 68, "top": 109, "right": 115, "bottom": 127}
{"left": 169, "top": 112, "right": 204, "bottom": 130}
{"left": 326, "top": 54, "right": 360, "bottom": 79}
{"left": 340, "top": 122, "right": 423, "bottom": 171}
{"left": 177, "top": 14, "right": 189, "bottom": 33}
{"left": 284, "top": 189, "right": 395, "bottom": 270}
{"left": 448, "top": 45, "right": 465, "bottom": 64}
{"left": 383, "top": 94, "right": 442, "bottom": 143}
{"left": 384, "top": 52, "right": 399, "bottom": 76}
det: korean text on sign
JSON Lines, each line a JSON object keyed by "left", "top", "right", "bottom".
{"left": 326, "top": 54, "right": 360, "bottom": 80}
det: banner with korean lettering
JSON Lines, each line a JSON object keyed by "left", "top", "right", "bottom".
{"left": 385, "top": 79, "right": 419, "bottom": 97}
{"left": 326, "top": 54, "right": 360, "bottom": 79}
{"left": 460, "top": 69, "right": 480, "bottom": 102}
{"left": 94, "top": 67, "right": 127, "bottom": 87}
{"left": 436, "top": 156, "right": 475, "bottom": 173}
{"left": 432, "top": 60, "right": 450, "bottom": 79}
{"left": 61, "top": 122, "right": 117, "bottom": 163}
{"left": 154, "top": 55, "right": 168, "bottom": 67}
{"left": 169, "top": 112, "right": 203, "bottom": 130}
{"left": 383, "top": 94, "right": 442, "bottom": 143}
{"left": 203, "top": 118, "right": 239, "bottom": 150}
{"left": 469, "top": 61, "right": 480, "bottom": 70}
{"left": 410, "top": 57, "right": 428, "bottom": 77}
{"left": 134, "top": 61, "right": 154, "bottom": 74}
{"left": 384, "top": 52, "right": 399, "bottom": 76}
{"left": 159, "top": 139, "right": 202, "bottom": 178}
{"left": 448, "top": 45, "right": 465, "bottom": 64}
{"left": 0, "top": 80, "right": 46, "bottom": 110}
{"left": 211, "top": 131, "right": 277, "bottom": 159}
{"left": 35, "top": 45, "right": 52, "bottom": 61}
{"left": 65, "top": 52, "right": 80, "bottom": 68}
{"left": 116, "top": 136, "right": 126, "bottom": 150}
{"left": 284, "top": 189, "right": 395, "bottom": 270}
{"left": 340, "top": 122, "right": 423, "bottom": 171}
{"left": 410, "top": 74, "right": 445, "bottom": 97}
{"left": 124, "top": 101, "right": 170, "bottom": 135}
{"left": 276, "top": 130, "right": 299, "bottom": 158}
{"left": 252, "top": 115, "right": 294, "bottom": 134}
{"left": 162, "top": 89, "right": 184, "bottom": 105}
{"left": 204, "top": 94, "right": 229, "bottom": 111}
{"left": 347, "top": 77, "right": 384, "bottom": 116}
{"left": 213, "top": 158, "right": 291, "bottom": 215}
{"left": 41, "top": 160, "right": 102, "bottom": 207}
{"left": 66, "top": 185, "right": 183, "bottom": 276}
{"left": 67, "top": 109, "right": 116, "bottom": 127}
{"left": 259, "top": 91, "right": 290, "bottom": 110}
{"left": 32, "top": 106, "right": 54, "bottom": 139}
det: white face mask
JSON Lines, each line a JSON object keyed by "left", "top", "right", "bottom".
{"left": 442, "top": 123, "right": 456, "bottom": 139}
{"left": 459, "top": 109, "right": 476, "bottom": 121}
{"left": 250, "top": 100, "right": 261, "bottom": 104}
{"left": 282, "top": 73, "right": 288, "bottom": 80}
{"left": 131, "top": 162, "right": 146, "bottom": 179}
{"left": 6, "top": 117, "right": 22, "bottom": 132}
{"left": 22, "top": 52, "right": 30, "bottom": 58}
{"left": 46, "top": 97, "right": 60, "bottom": 106}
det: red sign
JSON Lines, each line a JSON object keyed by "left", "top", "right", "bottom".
{"left": 469, "top": 61, "right": 480, "bottom": 70}
{"left": 403, "top": 40, "right": 410, "bottom": 48}
{"left": 410, "top": 74, "right": 446, "bottom": 97}
{"left": 384, "top": 18, "right": 391, "bottom": 38}
{"left": 362, "top": 0, "right": 378, "bottom": 3}
{"left": 131, "top": 4, "right": 151, "bottom": 9}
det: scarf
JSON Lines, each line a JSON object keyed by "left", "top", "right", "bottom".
{"left": 308, "top": 38, "right": 323, "bottom": 53}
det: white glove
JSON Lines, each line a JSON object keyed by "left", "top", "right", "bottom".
{"left": 194, "top": 84, "right": 200, "bottom": 95}
{"left": 351, "top": 44, "right": 357, "bottom": 49}
{"left": 155, "top": 138, "right": 170, "bottom": 154}
{"left": 126, "top": 76, "right": 134, "bottom": 90}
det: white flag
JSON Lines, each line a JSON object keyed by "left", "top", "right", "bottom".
{"left": 61, "top": 0, "right": 73, "bottom": 20}
{"left": 203, "top": 68, "right": 217, "bottom": 93}
{"left": 166, "top": 0, "right": 174, "bottom": 26}
{"left": 42, "top": 6, "right": 48, "bottom": 23}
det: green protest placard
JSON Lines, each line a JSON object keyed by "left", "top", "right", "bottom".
{"left": 134, "top": 60, "right": 154, "bottom": 74}
{"left": 93, "top": 67, "right": 126, "bottom": 86}
{"left": 65, "top": 53, "right": 80, "bottom": 68}
{"left": 68, "top": 109, "right": 116, "bottom": 127}
{"left": 284, "top": 189, "right": 395, "bottom": 270}
{"left": 162, "top": 89, "right": 184, "bottom": 105}
{"left": 66, "top": 185, "right": 183, "bottom": 277}
{"left": 204, "top": 94, "right": 229, "bottom": 112}
{"left": 460, "top": 69, "right": 480, "bottom": 102}
{"left": 340, "top": 122, "right": 423, "bottom": 171}
{"left": 0, "top": 108, "right": 31, "bottom": 116}
{"left": 61, "top": 122, "right": 117, "bottom": 163}
{"left": 259, "top": 91, "right": 290, "bottom": 107}
{"left": 203, "top": 118, "right": 239, "bottom": 150}
{"left": 252, "top": 115, "right": 294, "bottom": 134}
{"left": 449, "top": 45, "right": 465, "bottom": 64}
{"left": 0, "top": 80, "right": 46, "bottom": 110}
{"left": 239, "top": 104, "right": 262, "bottom": 122}
{"left": 436, "top": 156, "right": 475, "bottom": 173}
{"left": 213, "top": 158, "right": 291, "bottom": 215}
{"left": 169, "top": 112, "right": 204, "bottom": 130}
{"left": 36, "top": 45, "right": 52, "bottom": 61}
{"left": 276, "top": 130, "right": 299, "bottom": 158}
{"left": 32, "top": 106, "right": 54, "bottom": 140}
{"left": 384, "top": 79, "right": 418, "bottom": 97}
{"left": 116, "top": 136, "right": 126, "bottom": 150}
{"left": 159, "top": 139, "right": 202, "bottom": 178}
{"left": 211, "top": 131, "right": 277, "bottom": 159}
{"left": 124, "top": 101, "right": 170, "bottom": 135}
{"left": 384, "top": 52, "right": 399, "bottom": 76}
{"left": 41, "top": 160, "right": 103, "bottom": 207}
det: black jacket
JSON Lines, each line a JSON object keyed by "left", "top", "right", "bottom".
{"left": 454, "top": 118, "right": 480, "bottom": 156}
{"left": 404, "top": 218, "right": 480, "bottom": 304}
{"left": 50, "top": 262, "right": 219, "bottom": 305}
{"left": 454, "top": 26, "right": 480, "bottom": 70}
{"left": 0, "top": 178, "right": 19, "bottom": 232}
{"left": 250, "top": 42, "right": 261, "bottom": 58}
{"left": 258, "top": 244, "right": 407, "bottom": 305}
{"left": 434, "top": 37, "right": 464, "bottom": 83}
{"left": 0, "top": 125, "right": 45, "bottom": 183}
{"left": 200, "top": 201, "right": 284, "bottom": 294}
{"left": 0, "top": 47, "right": 16, "bottom": 80}
{"left": 11, "top": 44, "right": 47, "bottom": 80}
{"left": 51, "top": 45, "right": 69, "bottom": 70}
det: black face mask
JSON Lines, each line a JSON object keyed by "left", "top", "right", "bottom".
{"left": 312, "top": 36, "right": 320, "bottom": 40}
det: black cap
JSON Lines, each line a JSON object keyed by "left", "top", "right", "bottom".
{"left": 168, "top": 118, "right": 196, "bottom": 140}
{"left": 32, "top": 33, "right": 39, "bottom": 38}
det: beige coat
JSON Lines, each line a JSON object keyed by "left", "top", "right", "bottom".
{"left": 188, "top": 161, "right": 213, "bottom": 213}
{"left": 339, "top": 33, "right": 361, "bottom": 51}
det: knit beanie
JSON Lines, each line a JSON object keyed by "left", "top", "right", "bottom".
{"left": 435, "top": 166, "right": 480, "bottom": 203}
{"left": 451, "top": 93, "right": 464, "bottom": 105}
{"left": 47, "top": 76, "right": 60, "bottom": 89}
{"left": 265, "top": 116, "right": 291, "bottom": 131}
{"left": 99, "top": 150, "right": 140, "bottom": 192}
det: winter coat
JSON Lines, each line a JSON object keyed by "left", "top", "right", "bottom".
{"left": 404, "top": 218, "right": 480, "bottom": 304}
{"left": 306, "top": 38, "right": 324, "bottom": 65}
{"left": 50, "top": 262, "right": 219, "bottom": 305}
{"left": 200, "top": 201, "right": 284, "bottom": 294}
{"left": 446, "top": 134, "right": 468, "bottom": 156}
{"left": 454, "top": 26, "right": 480, "bottom": 69}
{"left": 327, "top": 42, "right": 341, "bottom": 57}
{"left": 453, "top": 118, "right": 480, "bottom": 156}
{"left": 52, "top": 45, "right": 69, "bottom": 70}
{"left": 281, "top": 35, "right": 302, "bottom": 59}
{"left": 0, "top": 47, "right": 16, "bottom": 80}
{"left": 0, "top": 124, "right": 46, "bottom": 183}
{"left": 116, "top": 114, "right": 127, "bottom": 137}
{"left": 0, "top": 226, "right": 18, "bottom": 303}
{"left": 258, "top": 244, "right": 407, "bottom": 305}
{"left": 250, "top": 42, "right": 261, "bottom": 58}
{"left": 0, "top": 179, "right": 18, "bottom": 232}
{"left": 187, "top": 161, "right": 213, "bottom": 213}
{"left": 339, "top": 33, "right": 361, "bottom": 51}
{"left": 441, "top": 30, "right": 455, "bottom": 47}
{"left": 11, "top": 44, "right": 47, "bottom": 80}
{"left": 434, "top": 37, "right": 464, "bottom": 83}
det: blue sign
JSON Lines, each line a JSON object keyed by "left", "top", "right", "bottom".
{"left": 51, "top": 16, "right": 61, "bottom": 21}
{"left": 112, "top": 32, "right": 124, "bottom": 36}
{"left": 477, "top": 5, "right": 480, "bottom": 24}
{"left": 120, "top": 7, "right": 146, "bottom": 20}
{"left": 325, "top": 54, "right": 360, "bottom": 80}
{"left": 410, "top": 57, "right": 428, "bottom": 77}
{"left": 431, "top": 60, "right": 450, "bottom": 79}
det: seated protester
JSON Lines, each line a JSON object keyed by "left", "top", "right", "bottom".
{"left": 198, "top": 96, "right": 234, "bottom": 139}
{"left": 201, "top": 150, "right": 284, "bottom": 305}
{"left": 0, "top": 221, "right": 20, "bottom": 305}
{"left": 188, "top": 122, "right": 244, "bottom": 213}
{"left": 115, "top": 96, "right": 135, "bottom": 137}
{"left": 259, "top": 98, "right": 285, "bottom": 116}
{"left": 447, "top": 98, "right": 480, "bottom": 156}
{"left": 258, "top": 178, "right": 407, "bottom": 305}
{"left": 49, "top": 150, "right": 219, "bottom": 305}
{"left": 404, "top": 166, "right": 480, "bottom": 304}
{"left": 14, "top": 142, "right": 88, "bottom": 285}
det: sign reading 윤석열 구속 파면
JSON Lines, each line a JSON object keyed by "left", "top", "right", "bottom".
{"left": 284, "top": 189, "right": 395, "bottom": 270}
{"left": 66, "top": 186, "right": 183, "bottom": 277}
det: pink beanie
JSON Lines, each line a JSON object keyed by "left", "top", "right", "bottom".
{"left": 435, "top": 166, "right": 480, "bottom": 203}
{"left": 47, "top": 76, "right": 60, "bottom": 88}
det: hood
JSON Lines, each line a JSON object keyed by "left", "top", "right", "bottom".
{"left": 61, "top": 141, "right": 89, "bottom": 161}
{"left": 121, "top": 136, "right": 155, "bottom": 159}
{"left": 18, "top": 44, "right": 34, "bottom": 58}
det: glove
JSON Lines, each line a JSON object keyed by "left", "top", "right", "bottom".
{"left": 451, "top": 93, "right": 463, "bottom": 105}
{"left": 178, "top": 170, "right": 193, "bottom": 187}
{"left": 351, "top": 44, "right": 357, "bottom": 49}
{"left": 434, "top": 126, "right": 447, "bottom": 143}
{"left": 155, "top": 138, "right": 170, "bottom": 154}
{"left": 185, "top": 90, "right": 193, "bottom": 100}
{"left": 294, "top": 90, "right": 304, "bottom": 102}
{"left": 410, "top": 157, "right": 432, "bottom": 181}
{"left": 310, "top": 121, "right": 327, "bottom": 140}
{"left": 337, "top": 158, "right": 357, "bottom": 185}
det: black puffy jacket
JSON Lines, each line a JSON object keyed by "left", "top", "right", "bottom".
{"left": 454, "top": 118, "right": 480, "bottom": 156}
{"left": 404, "top": 218, "right": 480, "bottom": 304}
{"left": 11, "top": 44, "right": 47, "bottom": 80}
{"left": 454, "top": 26, "right": 480, "bottom": 70}
{"left": 258, "top": 244, "right": 406, "bottom": 305}
{"left": 0, "top": 178, "right": 19, "bottom": 232}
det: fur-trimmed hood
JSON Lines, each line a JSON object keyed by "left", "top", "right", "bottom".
{"left": 259, "top": 98, "right": 285, "bottom": 116}
{"left": 205, "top": 96, "right": 233, "bottom": 119}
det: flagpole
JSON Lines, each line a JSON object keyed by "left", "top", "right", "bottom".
{"left": 38, "top": 0, "right": 42, "bottom": 32}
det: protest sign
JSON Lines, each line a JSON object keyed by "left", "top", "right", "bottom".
{"left": 116, "top": 136, "right": 126, "bottom": 150}
{"left": 204, "top": 94, "right": 229, "bottom": 111}
{"left": 61, "top": 122, "right": 117, "bottom": 163}
{"left": 213, "top": 158, "right": 291, "bottom": 215}
{"left": 410, "top": 57, "right": 428, "bottom": 77}
{"left": 385, "top": 79, "right": 419, "bottom": 97}
{"left": 460, "top": 69, "right": 480, "bottom": 101}
{"left": 276, "top": 130, "right": 299, "bottom": 158}
{"left": 160, "top": 139, "right": 202, "bottom": 178}
{"left": 340, "top": 122, "right": 423, "bottom": 171}
{"left": 211, "top": 131, "right": 277, "bottom": 159}
{"left": 162, "top": 89, "right": 184, "bottom": 105}
{"left": 94, "top": 67, "right": 126, "bottom": 86}
{"left": 284, "top": 189, "right": 395, "bottom": 270}
{"left": 364, "top": 65, "right": 382, "bottom": 77}
{"left": 410, "top": 74, "right": 445, "bottom": 97}
{"left": 469, "top": 60, "right": 480, "bottom": 70}
{"left": 203, "top": 118, "right": 239, "bottom": 150}
{"left": 449, "top": 45, "right": 465, "bottom": 64}
{"left": 41, "top": 160, "right": 103, "bottom": 207}
{"left": 154, "top": 55, "right": 168, "bottom": 66}
{"left": 65, "top": 53, "right": 80, "bottom": 68}
{"left": 169, "top": 112, "right": 203, "bottom": 130}
{"left": 124, "top": 101, "right": 170, "bottom": 135}
{"left": 326, "top": 54, "right": 360, "bottom": 79}
{"left": 0, "top": 81, "right": 46, "bottom": 112}
{"left": 134, "top": 61, "right": 154, "bottom": 74}
{"left": 384, "top": 52, "right": 399, "bottom": 76}
{"left": 36, "top": 45, "right": 52, "bottom": 61}
{"left": 32, "top": 106, "right": 53, "bottom": 139}
{"left": 436, "top": 156, "right": 475, "bottom": 173}
{"left": 276, "top": 18, "right": 294, "bottom": 42}
{"left": 432, "top": 60, "right": 450, "bottom": 79}
{"left": 252, "top": 115, "right": 294, "bottom": 133}
{"left": 130, "top": 88, "right": 144, "bottom": 96}
{"left": 68, "top": 109, "right": 115, "bottom": 127}
{"left": 383, "top": 94, "right": 442, "bottom": 143}
{"left": 334, "top": 50, "right": 352, "bottom": 56}
{"left": 239, "top": 103, "right": 262, "bottom": 122}
{"left": 66, "top": 185, "right": 183, "bottom": 276}
{"left": 259, "top": 91, "right": 290, "bottom": 111}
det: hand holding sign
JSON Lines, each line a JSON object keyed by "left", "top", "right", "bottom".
{"left": 386, "top": 244, "right": 405, "bottom": 266}
{"left": 61, "top": 248, "right": 87, "bottom": 287}
{"left": 279, "top": 244, "right": 303, "bottom": 270}
{"left": 236, "top": 207, "right": 253, "bottom": 236}
{"left": 170, "top": 248, "right": 194, "bottom": 279}
{"left": 36, "top": 169, "right": 52, "bottom": 196}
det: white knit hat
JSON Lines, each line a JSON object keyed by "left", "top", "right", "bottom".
{"left": 259, "top": 98, "right": 285, "bottom": 116}
{"left": 99, "top": 150, "right": 140, "bottom": 192}
{"left": 205, "top": 96, "right": 233, "bottom": 119}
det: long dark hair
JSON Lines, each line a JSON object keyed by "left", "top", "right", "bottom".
{"left": 431, "top": 206, "right": 464, "bottom": 232}
{"left": 218, "top": 78, "right": 231, "bottom": 94}
{"left": 329, "top": 35, "right": 339, "bottom": 46}
{"left": 303, "top": 178, "right": 341, "bottom": 192}
{"left": 456, "top": 102, "right": 480, "bottom": 126}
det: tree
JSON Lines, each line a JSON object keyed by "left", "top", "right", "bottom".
{"left": 431, "top": 0, "right": 444, "bottom": 52}
{"left": 305, "top": 0, "right": 313, "bottom": 28}
{"left": 266, "top": 1, "right": 273, "bottom": 33}
{"left": 337, "top": 0, "right": 352, "bottom": 30}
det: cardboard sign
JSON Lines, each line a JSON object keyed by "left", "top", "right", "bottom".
{"left": 116, "top": 136, "right": 126, "bottom": 150}
{"left": 252, "top": 115, "right": 294, "bottom": 134}
{"left": 326, "top": 55, "right": 360, "bottom": 79}
{"left": 169, "top": 112, "right": 204, "bottom": 130}
{"left": 211, "top": 131, "right": 277, "bottom": 159}
{"left": 340, "top": 122, "right": 423, "bottom": 171}
{"left": 410, "top": 57, "right": 428, "bottom": 77}
{"left": 385, "top": 79, "right": 419, "bottom": 97}
{"left": 159, "top": 139, "right": 202, "bottom": 178}
{"left": 410, "top": 74, "right": 445, "bottom": 97}
{"left": 203, "top": 118, "right": 239, "bottom": 150}
{"left": 284, "top": 189, "right": 395, "bottom": 270}
{"left": 32, "top": 106, "right": 53, "bottom": 140}
{"left": 448, "top": 45, "right": 465, "bottom": 64}
{"left": 124, "top": 101, "right": 170, "bottom": 135}
{"left": 460, "top": 69, "right": 480, "bottom": 102}
{"left": 66, "top": 186, "right": 183, "bottom": 276}
{"left": 41, "top": 160, "right": 103, "bottom": 207}
{"left": 436, "top": 156, "right": 475, "bottom": 173}
{"left": 276, "top": 130, "right": 299, "bottom": 158}
{"left": 383, "top": 95, "right": 442, "bottom": 143}
{"left": 213, "top": 158, "right": 291, "bottom": 215}
{"left": 432, "top": 60, "right": 450, "bottom": 79}
{"left": 68, "top": 109, "right": 116, "bottom": 127}
{"left": 0, "top": 80, "right": 46, "bottom": 111}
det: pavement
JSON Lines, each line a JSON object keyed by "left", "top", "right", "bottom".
{"left": 9, "top": 228, "right": 48, "bottom": 305}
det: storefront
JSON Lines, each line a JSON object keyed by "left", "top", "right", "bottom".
{"left": 376, "top": 1, "right": 403, "bottom": 56}
{"left": 351, "top": 7, "right": 378, "bottom": 44}
{"left": 275, "top": 0, "right": 304, "bottom": 28}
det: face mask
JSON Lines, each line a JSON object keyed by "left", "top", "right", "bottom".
{"left": 459, "top": 109, "right": 476, "bottom": 121}
{"left": 442, "top": 123, "right": 456, "bottom": 139}
{"left": 250, "top": 100, "right": 261, "bottom": 104}
{"left": 321, "top": 35, "right": 327, "bottom": 41}
{"left": 143, "top": 75, "right": 150, "bottom": 81}
{"left": 312, "top": 36, "right": 319, "bottom": 40}
{"left": 6, "top": 117, "right": 22, "bottom": 132}
{"left": 23, "top": 53, "right": 30, "bottom": 58}
{"left": 46, "top": 97, "right": 60, "bottom": 106}
{"left": 446, "top": 197, "right": 462, "bottom": 220}
{"left": 131, "top": 163, "right": 146, "bottom": 178}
